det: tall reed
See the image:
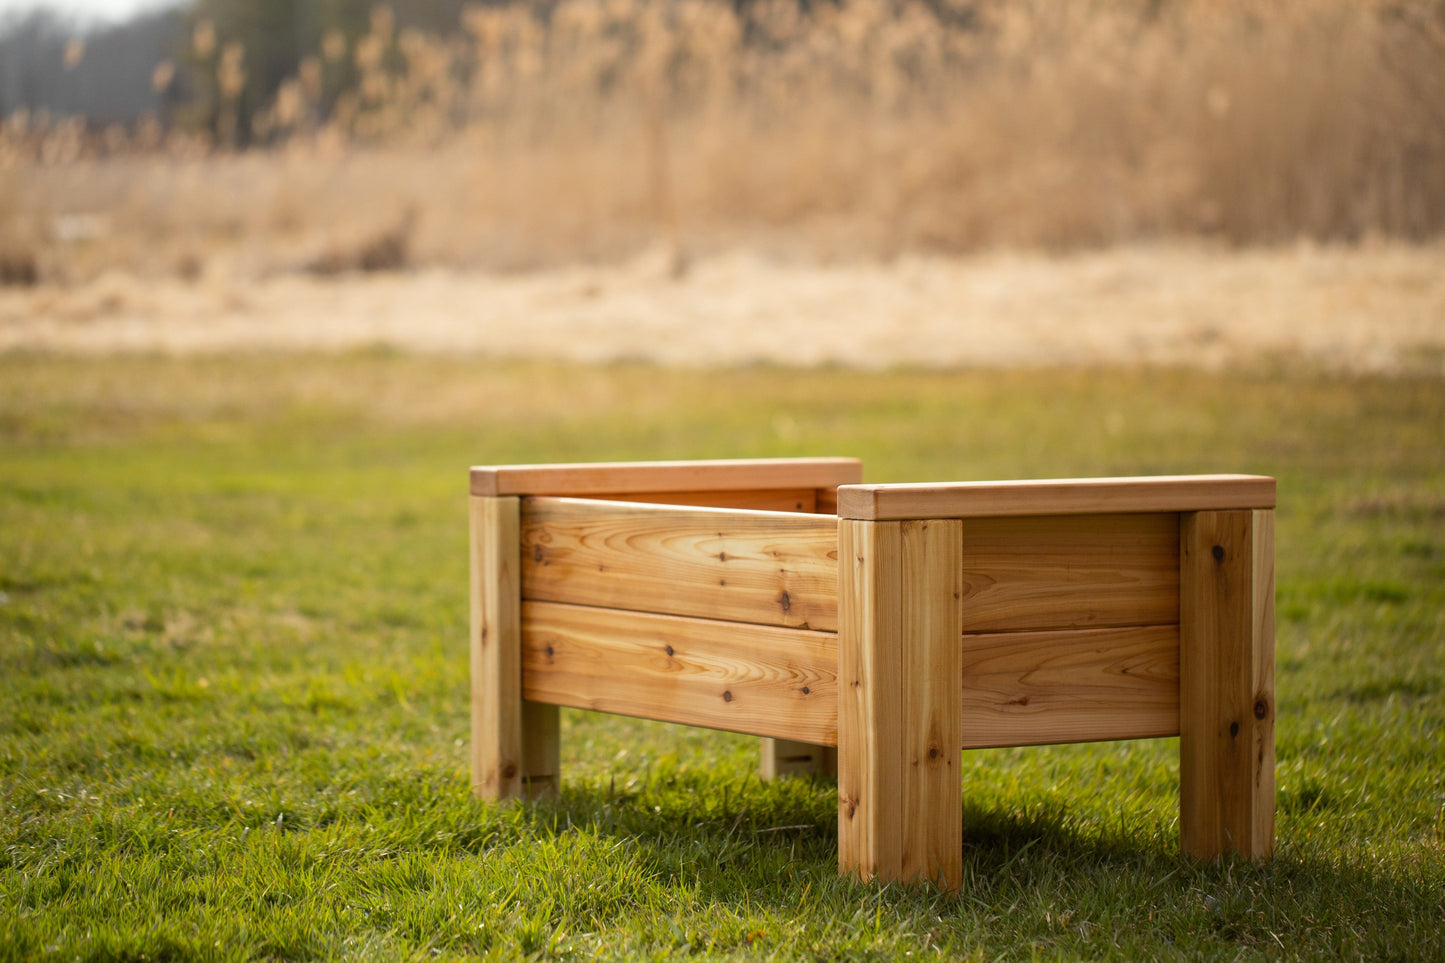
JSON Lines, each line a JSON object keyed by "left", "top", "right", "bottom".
{"left": 3, "top": 0, "right": 1442, "bottom": 279}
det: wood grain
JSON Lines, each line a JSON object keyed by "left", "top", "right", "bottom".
{"left": 959, "top": 624, "right": 1179, "bottom": 748}
{"left": 1250, "top": 509, "right": 1277, "bottom": 857}
{"left": 578, "top": 488, "right": 817, "bottom": 513}
{"left": 473, "top": 457, "right": 862, "bottom": 497}
{"left": 471, "top": 496, "right": 560, "bottom": 800}
{"left": 838, "top": 475, "right": 1276, "bottom": 521}
{"left": 1179, "top": 509, "right": 1275, "bottom": 861}
{"left": 958, "top": 513, "right": 1179, "bottom": 632}
{"left": 521, "top": 601, "right": 838, "bottom": 744}
{"left": 838, "top": 518, "right": 964, "bottom": 889}
{"left": 470, "top": 495, "right": 524, "bottom": 799}
{"left": 521, "top": 496, "right": 840, "bottom": 631}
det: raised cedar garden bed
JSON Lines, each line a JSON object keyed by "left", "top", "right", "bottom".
{"left": 468, "top": 458, "right": 1275, "bottom": 889}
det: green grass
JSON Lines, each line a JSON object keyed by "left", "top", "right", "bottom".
{"left": 1, "top": 355, "right": 1442, "bottom": 961}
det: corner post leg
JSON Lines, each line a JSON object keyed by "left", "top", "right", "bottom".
{"left": 470, "top": 494, "right": 559, "bottom": 799}
{"left": 838, "top": 517, "right": 963, "bottom": 889}
{"left": 1179, "top": 509, "right": 1275, "bottom": 859}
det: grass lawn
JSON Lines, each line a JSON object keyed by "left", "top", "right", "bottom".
{"left": 2, "top": 355, "right": 1442, "bottom": 961}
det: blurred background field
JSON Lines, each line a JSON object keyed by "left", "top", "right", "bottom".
{"left": 1, "top": 0, "right": 1443, "bottom": 371}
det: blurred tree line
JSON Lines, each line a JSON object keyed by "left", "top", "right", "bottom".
{"left": 0, "top": 0, "right": 478, "bottom": 142}
{"left": 0, "top": 7, "right": 184, "bottom": 124}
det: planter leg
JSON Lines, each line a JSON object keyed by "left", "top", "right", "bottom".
{"left": 760, "top": 739, "right": 837, "bottom": 779}
{"left": 1180, "top": 509, "right": 1275, "bottom": 859}
{"left": 838, "top": 518, "right": 963, "bottom": 889}
{"left": 471, "top": 494, "right": 560, "bottom": 800}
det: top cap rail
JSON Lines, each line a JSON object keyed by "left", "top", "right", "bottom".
{"left": 837, "top": 474, "right": 1276, "bottom": 520}
{"left": 471, "top": 457, "right": 862, "bottom": 497}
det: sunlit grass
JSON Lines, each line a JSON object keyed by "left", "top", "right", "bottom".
{"left": 2, "top": 355, "right": 1442, "bottom": 960}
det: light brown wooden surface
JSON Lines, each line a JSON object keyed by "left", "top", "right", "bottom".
{"left": 838, "top": 475, "right": 1276, "bottom": 520}
{"left": 959, "top": 624, "right": 1179, "bottom": 748}
{"left": 760, "top": 739, "right": 838, "bottom": 779}
{"left": 1179, "top": 509, "right": 1275, "bottom": 860}
{"left": 579, "top": 489, "right": 818, "bottom": 513}
{"left": 521, "top": 496, "right": 840, "bottom": 631}
{"left": 472, "top": 457, "right": 862, "bottom": 497}
{"left": 521, "top": 700, "right": 561, "bottom": 795}
{"left": 958, "top": 513, "right": 1179, "bottom": 632}
{"left": 838, "top": 518, "right": 964, "bottom": 889}
{"left": 815, "top": 486, "right": 840, "bottom": 515}
{"left": 520, "top": 600, "right": 839, "bottom": 744}
{"left": 471, "top": 496, "right": 561, "bottom": 800}
{"left": 470, "top": 496, "right": 524, "bottom": 799}
{"left": 1250, "top": 509, "right": 1277, "bottom": 855}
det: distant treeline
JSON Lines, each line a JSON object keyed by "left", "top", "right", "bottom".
{"left": 0, "top": 0, "right": 476, "bottom": 134}
{"left": 0, "top": 8, "right": 185, "bottom": 125}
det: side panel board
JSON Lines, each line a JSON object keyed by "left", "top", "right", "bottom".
{"left": 959, "top": 624, "right": 1180, "bottom": 748}
{"left": 522, "top": 497, "right": 840, "bottom": 631}
{"left": 521, "top": 601, "right": 839, "bottom": 745}
{"left": 959, "top": 513, "right": 1180, "bottom": 633}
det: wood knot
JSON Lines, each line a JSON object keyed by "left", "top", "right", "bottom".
{"left": 844, "top": 798, "right": 857, "bottom": 820}
{"left": 1229, "top": 721, "right": 1240, "bottom": 738}
{"left": 533, "top": 544, "right": 545, "bottom": 564}
{"left": 722, "top": 690, "right": 734, "bottom": 703}
{"left": 1212, "top": 544, "right": 1225, "bottom": 562}
{"left": 928, "top": 747, "right": 939, "bottom": 760}
{"left": 665, "top": 645, "right": 675, "bottom": 657}
{"left": 501, "top": 763, "right": 518, "bottom": 779}
{"left": 1254, "top": 699, "right": 1269, "bottom": 719}
{"left": 544, "top": 645, "right": 555, "bottom": 660}
{"left": 800, "top": 686, "right": 810, "bottom": 696}
{"left": 777, "top": 590, "right": 792, "bottom": 615}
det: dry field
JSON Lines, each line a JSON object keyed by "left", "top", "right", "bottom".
{"left": 1, "top": 241, "right": 1442, "bottom": 372}
{"left": 2, "top": 0, "right": 1443, "bottom": 370}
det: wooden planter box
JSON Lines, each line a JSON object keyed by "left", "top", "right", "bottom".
{"left": 469, "top": 458, "right": 1275, "bottom": 889}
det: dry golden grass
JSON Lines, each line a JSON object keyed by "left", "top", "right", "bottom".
{"left": 4, "top": 241, "right": 1442, "bottom": 375}
{"left": 1, "top": 0, "right": 1443, "bottom": 283}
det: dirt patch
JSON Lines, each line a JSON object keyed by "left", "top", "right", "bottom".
{"left": 2, "top": 243, "right": 1442, "bottom": 373}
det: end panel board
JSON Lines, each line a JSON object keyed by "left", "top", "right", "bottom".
{"left": 521, "top": 497, "right": 840, "bottom": 631}
{"left": 521, "top": 600, "right": 839, "bottom": 745}
{"left": 959, "top": 624, "right": 1180, "bottom": 748}
{"left": 959, "top": 513, "right": 1180, "bottom": 633}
